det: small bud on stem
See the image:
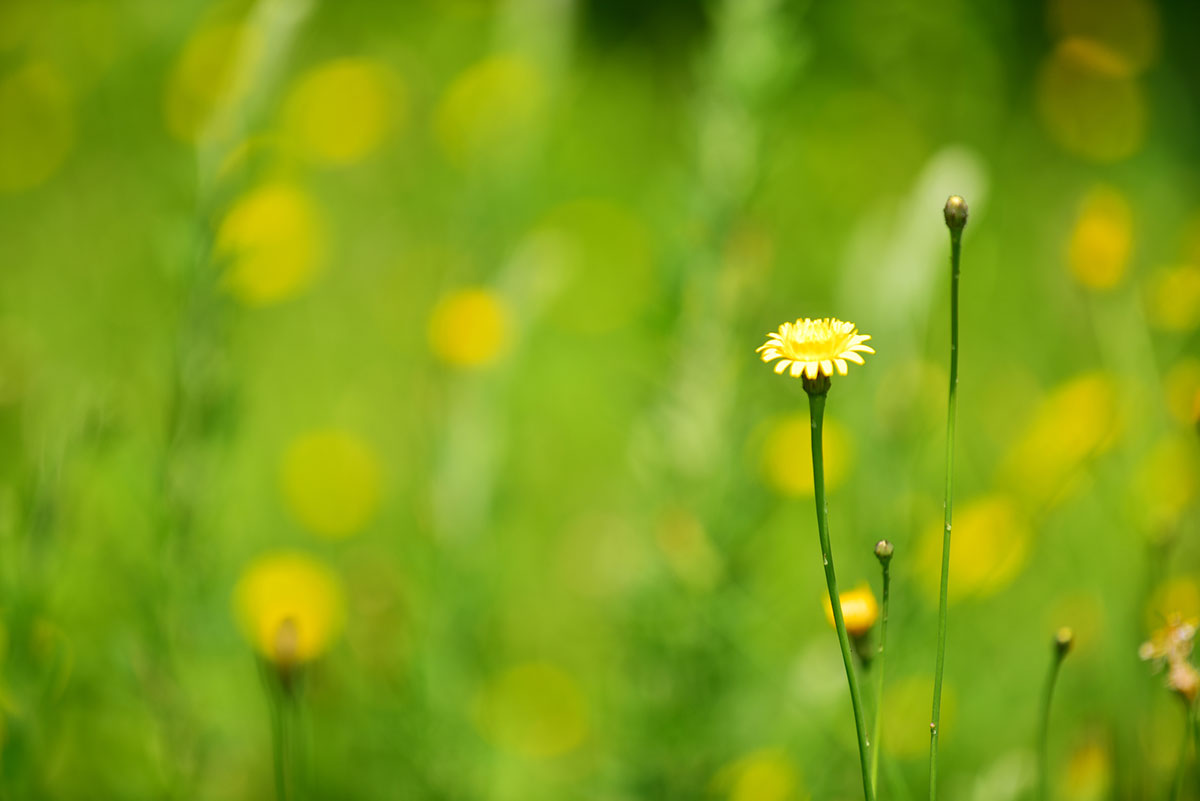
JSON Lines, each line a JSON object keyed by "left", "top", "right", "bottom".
{"left": 874, "top": 539, "right": 894, "bottom": 564}
{"left": 944, "top": 195, "right": 968, "bottom": 231}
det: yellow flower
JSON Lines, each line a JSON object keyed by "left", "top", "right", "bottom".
{"left": 233, "top": 551, "right": 345, "bottom": 668}
{"left": 1139, "top": 614, "right": 1198, "bottom": 666}
{"left": 428, "top": 287, "right": 511, "bottom": 367}
{"left": 757, "top": 318, "right": 873, "bottom": 380}
{"left": 823, "top": 584, "right": 878, "bottom": 637}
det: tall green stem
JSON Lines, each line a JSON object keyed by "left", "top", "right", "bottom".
{"left": 930, "top": 198, "right": 965, "bottom": 801}
{"left": 871, "top": 550, "right": 892, "bottom": 794}
{"left": 1036, "top": 632, "right": 1071, "bottom": 801}
{"left": 1170, "top": 701, "right": 1195, "bottom": 801}
{"left": 268, "top": 673, "right": 295, "bottom": 801}
{"left": 808, "top": 388, "right": 875, "bottom": 801}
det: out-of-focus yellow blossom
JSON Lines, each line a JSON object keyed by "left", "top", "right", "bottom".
{"left": 233, "top": 551, "right": 345, "bottom": 666}
{"left": 434, "top": 54, "right": 543, "bottom": 168}
{"left": 473, "top": 662, "right": 588, "bottom": 758}
{"left": 215, "top": 181, "right": 325, "bottom": 305}
{"left": 1049, "top": 0, "right": 1160, "bottom": 76}
{"left": 1134, "top": 435, "right": 1199, "bottom": 532}
{"left": 0, "top": 63, "right": 74, "bottom": 192}
{"left": 715, "top": 749, "right": 802, "bottom": 801}
{"left": 915, "top": 495, "right": 1030, "bottom": 603}
{"left": 1164, "top": 360, "right": 1200, "bottom": 426}
{"left": 1145, "top": 265, "right": 1200, "bottom": 331}
{"left": 998, "top": 372, "right": 1121, "bottom": 509}
{"left": 655, "top": 508, "right": 724, "bottom": 591}
{"left": 283, "top": 58, "right": 403, "bottom": 166}
{"left": 164, "top": 23, "right": 259, "bottom": 142}
{"left": 757, "top": 318, "right": 874, "bottom": 380}
{"left": 823, "top": 584, "right": 878, "bottom": 638}
{"left": 882, "top": 675, "right": 956, "bottom": 759}
{"left": 1139, "top": 614, "right": 1197, "bottom": 665}
{"left": 1168, "top": 660, "right": 1200, "bottom": 702}
{"left": 281, "top": 429, "right": 382, "bottom": 539}
{"left": 1067, "top": 186, "right": 1133, "bottom": 290}
{"left": 1146, "top": 578, "right": 1200, "bottom": 632}
{"left": 760, "top": 413, "right": 853, "bottom": 497}
{"left": 427, "top": 287, "right": 511, "bottom": 367}
{"left": 1060, "top": 738, "right": 1114, "bottom": 801}
{"left": 1036, "top": 38, "right": 1145, "bottom": 163}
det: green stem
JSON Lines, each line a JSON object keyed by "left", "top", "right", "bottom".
{"left": 1170, "top": 701, "right": 1195, "bottom": 801}
{"left": 808, "top": 389, "right": 876, "bottom": 801}
{"left": 929, "top": 222, "right": 962, "bottom": 801}
{"left": 872, "top": 557, "right": 892, "bottom": 795}
{"left": 1036, "top": 647, "right": 1066, "bottom": 801}
{"left": 269, "top": 675, "right": 294, "bottom": 801}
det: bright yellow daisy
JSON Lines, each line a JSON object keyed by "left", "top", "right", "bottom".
{"left": 757, "top": 318, "right": 874, "bottom": 380}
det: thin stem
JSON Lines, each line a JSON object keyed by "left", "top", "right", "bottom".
{"left": 872, "top": 557, "right": 892, "bottom": 794}
{"left": 929, "top": 222, "right": 962, "bottom": 801}
{"left": 1170, "top": 701, "right": 1195, "bottom": 801}
{"left": 808, "top": 390, "right": 876, "bottom": 801}
{"left": 1036, "top": 647, "right": 1067, "bottom": 801}
{"left": 268, "top": 673, "right": 294, "bottom": 801}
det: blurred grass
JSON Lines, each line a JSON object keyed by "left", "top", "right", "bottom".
{"left": 0, "top": 0, "right": 1198, "bottom": 799}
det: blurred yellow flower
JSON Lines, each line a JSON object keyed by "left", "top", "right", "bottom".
{"left": 716, "top": 749, "right": 803, "bottom": 801}
{"left": 1067, "top": 186, "right": 1133, "bottom": 290}
{"left": 1049, "top": 0, "right": 1160, "bottom": 76}
{"left": 1146, "top": 578, "right": 1200, "bottom": 632}
{"left": 1036, "top": 38, "right": 1145, "bottom": 163}
{"left": 1145, "top": 265, "right": 1200, "bottom": 331}
{"left": 473, "top": 662, "right": 588, "bottom": 758}
{"left": 215, "top": 181, "right": 325, "bottom": 305}
{"left": 1134, "top": 435, "right": 1199, "bottom": 531}
{"left": 0, "top": 63, "right": 74, "bottom": 192}
{"left": 760, "top": 413, "right": 853, "bottom": 497}
{"left": 1168, "top": 660, "right": 1200, "bottom": 702}
{"left": 1060, "top": 737, "right": 1114, "bottom": 801}
{"left": 434, "top": 54, "right": 543, "bottom": 168}
{"left": 164, "top": 22, "right": 259, "bottom": 142}
{"left": 823, "top": 584, "right": 878, "bottom": 638}
{"left": 233, "top": 551, "right": 345, "bottom": 666}
{"left": 998, "top": 372, "right": 1121, "bottom": 508}
{"left": 757, "top": 318, "right": 874, "bottom": 380}
{"left": 281, "top": 429, "right": 382, "bottom": 539}
{"left": 915, "top": 495, "right": 1031, "bottom": 603}
{"left": 1139, "top": 614, "right": 1197, "bottom": 665}
{"left": 428, "top": 287, "right": 511, "bottom": 367}
{"left": 1164, "top": 359, "right": 1200, "bottom": 426}
{"left": 283, "top": 58, "right": 403, "bottom": 166}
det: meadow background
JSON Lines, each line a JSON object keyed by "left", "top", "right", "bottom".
{"left": 1, "top": 0, "right": 1199, "bottom": 798}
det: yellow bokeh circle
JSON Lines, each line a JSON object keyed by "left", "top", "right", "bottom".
{"left": 1145, "top": 576, "right": 1200, "bottom": 630}
{"left": 1067, "top": 185, "right": 1132, "bottom": 291}
{"left": 999, "top": 372, "right": 1121, "bottom": 508}
{"left": 1036, "top": 38, "right": 1145, "bottom": 163}
{"left": 760, "top": 413, "right": 853, "bottom": 497}
{"left": 1049, "top": 0, "right": 1159, "bottom": 76}
{"left": 473, "top": 662, "right": 588, "bottom": 758}
{"left": 434, "top": 54, "right": 544, "bottom": 168}
{"left": 233, "top": 551, "right": 345, "bottom": 665}
{"left": 283, "top": 58, "right": 403, "bottom": 166}
{"left": 915, "top": 495, "right": 1031, "bottom": 603}
{"left": 719, "top": 749, "right": 802, "bottom": 801}
{"left": 1134, "top": 435, "right": 1199, "bottom": 532}
{"left": 1145, "top": 265, "right": 1200, "bottom": 332}
{"left": 281, "top": 429, "right": 382, "bottom": 539}
{"left": 1164, "top": 359, "right": 1200, "bottom": 426}
{"left": 0, "top": 63, "right": 74, "bottom": 192}
{"left": 215, "top": 181, "right": 325, "bottom": 306}
{"left": 428, "top": 287, "right": 511, "bottom": 368}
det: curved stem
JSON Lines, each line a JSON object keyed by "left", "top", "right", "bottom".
{"left": 808, "top": 390, "right": 876, "bottom": 801}
{"left": 929, "top": 224, "right": 962, "bottom": 801}
{"left": 872, "top": 557, "right": 892, "bottom": 794}
{"left": 1036, "top": 648, "right": 1066, "bottom": 801}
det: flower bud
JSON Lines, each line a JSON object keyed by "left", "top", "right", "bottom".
{"left": 874, "top": 539, "right": 894, "bottom": 564}
{"left": 944, "top": 195, "right": 968, "bottom": 231}
{"left": 1054, "top": 626, "right": 1074, "bottom": 658}
{"left": 824, "top": 584, "right": 878, "bottom": 638}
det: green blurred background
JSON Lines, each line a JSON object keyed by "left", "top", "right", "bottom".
{"left": 1, "top": 0, "right": 1199, "bottom": 798}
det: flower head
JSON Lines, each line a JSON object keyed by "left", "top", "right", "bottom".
{"left": 824, "top": 584, "right": 879, "bottom": 638}
{"left": 1139, "top": 614, "right": 1198, "bottom": 666}
{"left": 233, "top": 551, "right": 345, "bottom": 669}
{"left": 1168, "top": 660, "right": 1200, "bottom": 703}
{"left": 757, "top": 318, "right": 873, "bottom": 381}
